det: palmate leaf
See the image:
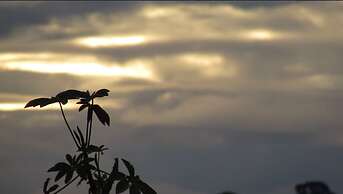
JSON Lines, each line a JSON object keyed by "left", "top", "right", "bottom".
{"left": 56, "top": 89, "right": 89, "bottom": 101}
{"left": 43, "top": 178, "right": 59, "bottom": 194}
{"left": 48, "top": 162, "right": 70, "bottom": 172}
{"left": 116, "top": 179, "right": 130, "bottom": 194}
{"left": 47, "top": 162, "right": 71, "bottom": 182}
{"left": 86, "top": 144, "right": 108, "bottom": 154}
{"left": 76, "top": 126, "right": 86, "bottom": 148}
{"left": 48, "top": 160, "right": 75, "bottom": 183}
{"left": 47, "top": 184, "right": 59, "bottom": 193}
{"left": 24, "top": 97, "right": 57, "bottom": 108}
{"left": 65, "top": 170, "right": 74, "bottom": 183}
{"left": 79, "top": 104, "right": 88, "bottom": 112}
{"left": 113, "top": 158, "right": 119, "bottom": 174}
{"left": 92, "top": 104, "right": 110, "bottom": 126}
{"left": 77, "top": 98, "right": 90, "bottom": 105}
{"left": 137, "top": 180, "right": 157, "bottom": 194}
{"left": 43, "top": 178, "right": 50, "bottom": 194}
{"left": 93, "top": 89, "right": 110, "bottom": 98}
{"left": 122, "top": 159, "right": 135, "bottom": 177}
{"left": 25, "top": 89, "right": 89, "bottom": 109}
{"left": 73, "top": 130, "right": 81, "bottom": 148}
{"left": 66, "top": 154, "right": 73, "bottom": 165}
{"left": 55, "top": 170, "right": 67, "bottom": 182}
{"left": 108, "top": 158, "right": 125, "bottom": 181}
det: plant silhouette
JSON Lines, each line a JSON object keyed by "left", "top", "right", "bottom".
{"left": 218, "top": 191, "right": 237, "bottom": 194}
{"left": 295, "top": 181, "right": 335, "bottom": 194}
{"left": 25, "top": 89, "right": 156, "bottom": 194}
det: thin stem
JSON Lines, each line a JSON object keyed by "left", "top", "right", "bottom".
{"left": 85, "top": 107, "right": 89, "bottom": 146}
{"left": 96, "top": 153, "right": 101, "bottom": 177}
{"left": 58, "top": 102, "right": 80, "bottom": 149}
{"left": 53, "top": 175, "right": 79, "bottom": 194}
{"left": 87, "top": 99, "right": 94, "bottom": 146}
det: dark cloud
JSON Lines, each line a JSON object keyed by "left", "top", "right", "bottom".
{"left": 0, "top": 70, "right": 83, "bottom": 96}
{"left": 0, "top": 1, "right": 141, "bottom": 39}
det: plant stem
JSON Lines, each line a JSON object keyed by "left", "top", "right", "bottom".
{"left": 87, "top": 99, "right": 94, "bottom": 146}
{"left": 53, "top": 175, "right": 79, "bottom": 194}
{"left": 85, "top": 108, "right": 89, "bottom": 146}
{"left": 58, "top": 102, "right": 80, "bottom": 149}
{"left": 96, "top": 153, "right": 101, "bottom": 177}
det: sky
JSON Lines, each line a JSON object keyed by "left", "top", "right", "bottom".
{"left": 0, "top": 1, "right": 343, "bottom": 194}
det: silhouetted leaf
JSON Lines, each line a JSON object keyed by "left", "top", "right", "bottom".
{"left": 77, "top": 98, "right": 89, "bottom": 105}
{"left": 93, "top": 104, "right": 110, "bottom": 126}
{"left": 116, "top": 179, "right": 129, "bottom": 194}
{"left": 93, "top": 89, "right": 110, "bottom": 98}
{"left": 113, "top": 158, "right": 119, "bottom": 173}
{"left": 77, "top": 177, "right": 86, "bottom": 186}
{"left": 122, "top": 159, "right": 135, "bottom": 177}
{"left": 55, "top": 170, "right": 66, "bottom": 182}
{"left": 108, "top": 158, "right": 125, "bottom": 182}
{"left": 86, "top": 145, "right": 108, "bottom": 154}
{"left": 76, "top": 126, "right": 85, "bottom": 147}
{"left": 43, "top": 178, "right": 50, "bottom": 193}
{"left": 56, "top": 90, "right": 88, "bottom": 101}
{"left": 48, "top": 162, "right": 69, "bottom": 172}
{"left": 47, "top": 184, "right": 59, "bottom": 193}
{"left": 65, "top": 170, "right": 74, "bottom": 183}
{"left": 137, "top": 180, "right": 157, "bottom": 194}
{"left": 130, "top": 184, "right": 141, "bottom": 194}
{"left": 73, "top": 130, "right": 81, "bottom": 148}
{"left": 66, "top": 154, "right": 73, "bottom": 165}
{"left": 79, "top": 104, "right": 88, "bottom": 112}
{"left": 59, "top": 97, "right": 68, "bottom": 105}
{"left": 25, "top": 97, "right": 57, "bottom": 108}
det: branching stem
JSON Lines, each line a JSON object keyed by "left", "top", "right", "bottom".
{"left": 58, "top": 102, "right": 80, "bottom": 149}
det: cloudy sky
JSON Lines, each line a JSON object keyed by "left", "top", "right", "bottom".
{"left": 1, "top": 1, "right": 343, "bottom": 194}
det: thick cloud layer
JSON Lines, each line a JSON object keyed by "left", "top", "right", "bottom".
{"left": 0, "top": 2, "right": 343, "bottom": 194}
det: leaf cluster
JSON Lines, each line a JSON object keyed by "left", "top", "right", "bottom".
{"left": 25, "top": 89, "right": 156, "bottom": 194}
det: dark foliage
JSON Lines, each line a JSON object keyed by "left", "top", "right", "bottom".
{"left": 25, "top": 89, "right": 156, "bottom": 194}
{"left": 295, "top": 181, "right": 335, "bottom": 194}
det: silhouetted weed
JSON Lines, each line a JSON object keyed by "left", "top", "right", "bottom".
{"left": 25, "top": 89, "right": 156, "bottom": 194}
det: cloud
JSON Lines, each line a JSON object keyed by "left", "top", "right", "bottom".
{"left": 1, "top": 2, "right": 343, "bottom": 194}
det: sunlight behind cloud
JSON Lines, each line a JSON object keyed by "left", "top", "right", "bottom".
{"left": 0, "top": 103, "right": 26, "bottom": 111}
{"left": 242, "top": 29, "right": 281, "bottom": 41}
{"left": 3, "top": 61, "right": 154, "bottom": 79}
{"left": 0, "top": 52, "right": 57, "bottom": 61}
{"left": 142, "top": 6, "right": 183, "bottom": 18}
{"left": 178, "top": 53, "right": 237, "bottom": 78}
{"left": 75, "top": 36, "right": 148, "bottom": 48}
{"left": 179, "top": 53, "right": 224, "bottom": 67}
{"left": 0, "top": 98, "right": 123, "bottom": 112}
{"left": 0, "top": 52, "right": 157, "bottom": 80}
{"left": 305, "top": 74, "right": 334, "bottom": 89}
{"left": 0, "top": 102, "right": 74, "bottom": 111}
